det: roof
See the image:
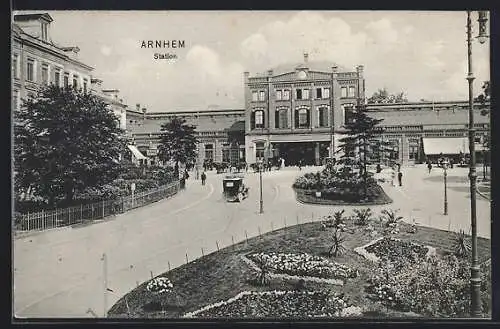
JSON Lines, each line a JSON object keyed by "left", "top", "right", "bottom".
{"left": 367, "top": 109, "right": 489, "bottom": 127}
{"left": 254, "top": 61, "right": 349, "bottom": 77}
{"left": 14, "top": 13, "right": 53, "bottom": 22}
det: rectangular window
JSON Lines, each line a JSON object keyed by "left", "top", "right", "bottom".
{"left": 256, "top": 142, "right": 265, "bottom": 159}
{"left": 64, "top": 72, "right": 69, "bottom": 87}
{"left": 259, "top": 91, "right": 266, "bottom": 101}
{"left": 348, "top": 86, "right": 356, "bottom": 98}
{"left": 303, "top": 89, "right": 309, "bottom": 99}
{"left": 341, "top": 87, "right": 347, "bottom": 98}
{"left": 83, "top": 79, "right": 88, "bottom": 93}
{"left": 41, "top": 64, "right": 49, "bottom": 85}
{"left": 283, "top": 89, "right": 290, "bottom": 100}
{"left": 252, "top": 91, "right": 258, "bottom": 102}
{"left": 323, "top": 88, "right": 330, "bottom": 99}
{"left": 26, "top": 59, "right": 35, "bottom": 82}
{"left": 296, "top": 89, "right": 302, "bottom": 100}
{"left": 12, "top": 54, "right": 19, "bottom": 79}
{"left": 276, "top": 90, "right": 282, "bottom": 100}
{"left": 316, "top": 88, "right": 322, "bottom": 99}
{"left": 54, "top": 70, "right": 61, "bottom": 87}
{"left": 73, "top": 75, "right": 78, "bottom": 89}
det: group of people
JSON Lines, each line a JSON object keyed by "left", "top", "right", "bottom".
{"left": 390, "top": 163, "right": 403, "bottom": 186}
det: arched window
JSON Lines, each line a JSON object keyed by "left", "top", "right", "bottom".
{"left": 254, "top": 110, "right": 264, "bottom": 128}
{"left": 295, "top": 108, "right": 310, "bottom": 128}
{"left": 318, "top": 107, "right": 329, "bottom": 127}
{"left": 275, "top": 108, "right": 288, "bottom": 129}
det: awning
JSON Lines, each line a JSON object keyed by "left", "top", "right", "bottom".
{"left": 127, "top": 145, "right": 147, "bottom": 160}
{"left": 422, "top": 138, "right": 469, "bottom": 155}
{"left": 422, "top": 137, "right": 487, "bottom": 155}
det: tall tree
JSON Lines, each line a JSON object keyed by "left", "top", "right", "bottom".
{"left": 367, "top": 88, "right": 408, "bottom": 104}
{"left": 14, "top": 85, "right": 127, "bottom": 207}
{"left": 157, "top": 117, "right": 198, "bottom": 176}
{"left": 337, "top": 105, "right": 384, "bottom": 195}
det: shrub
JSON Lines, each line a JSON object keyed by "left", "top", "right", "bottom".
{"left": 367, "top": 254, "right": 491, "bottom": 317}
{"left": 353, "top": 208, "right": 372, "bottom": 226}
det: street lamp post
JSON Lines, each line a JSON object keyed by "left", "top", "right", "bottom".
{"left": 259, "top": 160, "right": 264, "bottom": 214}
{"left": 466, "top": 10, "right": 488, "bottom": 317}
{"left": 443, "top": 163, "right": 448, "bottom": 215}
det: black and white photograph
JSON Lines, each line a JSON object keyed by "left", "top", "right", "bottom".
{"left": 12, "top": 10, "right": 492, "bottom": 320}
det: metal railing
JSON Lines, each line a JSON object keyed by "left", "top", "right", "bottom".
{"left": 14, "top": 181, "right": 180, "bottom": 233}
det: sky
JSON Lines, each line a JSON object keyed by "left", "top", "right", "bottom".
{"left": 16, "top": 11, "right": 490, "bottom": 112}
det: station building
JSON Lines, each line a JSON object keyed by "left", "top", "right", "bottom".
{"left": 244, "top": 53, "right": 365, "bottom": 166}
{"left": 11, "top": 13, "right": 128, "bottom": 132}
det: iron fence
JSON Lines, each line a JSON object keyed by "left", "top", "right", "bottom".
{"left": 14, "top": 181, "right": 180, "bottom": 233}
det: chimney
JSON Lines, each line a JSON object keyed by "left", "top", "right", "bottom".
{"left": 142, "top": 107, "right": 147, "bottom": 114}
{"left": 267, "top": 69, "right": 273, "bottom": 76}
{"left": 303, "top": 52, "right": 309, "bottom": 63}
{"left": 332, "top": 66, "right": 338, "bottom": 73}
{"left": 136, "top": 103, "right": 140, "bottom": 111}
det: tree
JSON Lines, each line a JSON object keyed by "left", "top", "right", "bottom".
{"left": 337, "top": 105, "right": 384, "bottom": 196}
{"left": 14, "top": 85, "right": 127, "bottom": 207}
{"left": 157, "top": 117, "right": 198, "bottom": 176}
{"left": 367, "top": 88, "right": 408, "bottom": 104}
{"left": 475, "top": 81, "right": 490, "bottom": 179}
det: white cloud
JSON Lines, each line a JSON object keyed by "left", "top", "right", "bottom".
{"left": 100, "top": 45, "right": 112, "bottom": 56}
{"left": 365, "top": 18, "right": 399, "bottom": 45}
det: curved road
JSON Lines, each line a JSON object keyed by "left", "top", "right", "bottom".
{"left": 13, "top": 165, "right": 490, "bottom": 318}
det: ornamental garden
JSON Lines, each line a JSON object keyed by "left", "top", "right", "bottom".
{"left": 108, "top": 207, "right": 491, "bottom": 318}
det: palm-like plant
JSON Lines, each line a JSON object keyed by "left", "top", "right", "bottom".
{"left": 454, "top": 230, "right": 471, "bottom": 258}
{"left": 380, "top": 209, "right": 403, "bottom": 227}
{"left": 328, "top": 228, "right": 346, "bottom": 257}
{"left": 254, "top": 256, "right": 271, "bottom": 286}
{"left": 353, "top": 208, "right": 372, "bottom": 226}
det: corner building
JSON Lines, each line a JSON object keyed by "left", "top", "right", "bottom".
{"left": 244, "top": 54, "right": 365, "bottom": 166}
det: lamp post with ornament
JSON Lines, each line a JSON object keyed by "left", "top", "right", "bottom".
{"left": 466, "top": 10, "right": 488, "bottom": 318}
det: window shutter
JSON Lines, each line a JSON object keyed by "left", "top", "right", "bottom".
{"left": 275, "top": 110, "right": 280, "bottom": 128}
{"left": 306, "top": 109, "right": 310, "bottom": 127}
{"left": 251, "top": 112, "right": 255, "bottom": 129}
{"left": 295, "top": 109, "right": 299, "bottom": 128}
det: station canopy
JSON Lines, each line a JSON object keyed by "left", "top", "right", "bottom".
{"left": 422, "top": 137, "right": 478, "bottom": 155}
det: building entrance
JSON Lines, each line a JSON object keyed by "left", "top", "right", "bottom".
{"left": 273, "top": 142, "right": 329, "bottom": 166}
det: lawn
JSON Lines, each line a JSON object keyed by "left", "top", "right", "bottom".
{"left": 108, "top": 214, "right": 491, "bottom": 319}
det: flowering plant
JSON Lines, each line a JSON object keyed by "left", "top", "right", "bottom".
{"left": 146, "top": 277, "right": 174, "bottom": 294}
{"left": 247, "top": 252, "right": 357, "bottom": 280}
{"left": 184, "top": 290, "right": 360, "bottom": 318}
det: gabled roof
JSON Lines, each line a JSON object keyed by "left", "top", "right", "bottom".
{"left": 254, "top": 61, "right": 349, "bottom": 77}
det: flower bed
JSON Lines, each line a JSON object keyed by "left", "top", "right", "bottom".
{"left": 245, "top": 252, "right": 357, "bottom": 281}
{"left": 183, "top": 290, "right": 362, "bottom": 318}
{"left": 355, "top": 237, "right": 436, "bottom": 268}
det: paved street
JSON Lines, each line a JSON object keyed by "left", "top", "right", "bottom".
{"left": 13, "top": 165, "right": 491, "bottom": 318}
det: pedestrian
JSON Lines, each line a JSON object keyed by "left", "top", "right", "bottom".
{"left": 427, "top": 161, "right": 432, "bottom": 174}
{"left": 201, "top": 171, "right": 206, "bottom": 186}
{"left": 184, "top": 169, "right": 189, "bottom": 180}
{"left": 396, "top": 163, "right": 401, "bottom": 172}
{"left": 391, "top": 166, "right": 396, "bottom": 186}
{"left": 398, "top": 170, "right": 403, "bottom": 186}
{"left": 298, "top": 159, "right": 302, "bottom": 171}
